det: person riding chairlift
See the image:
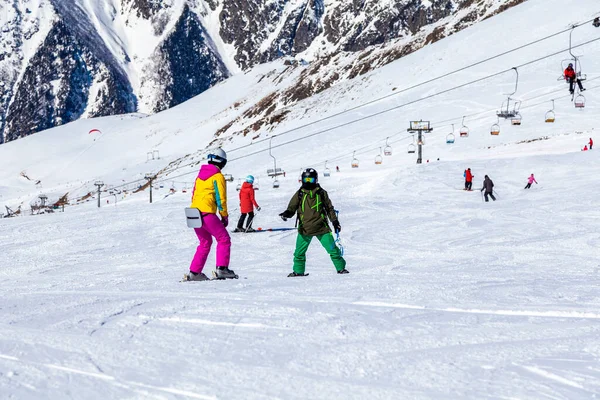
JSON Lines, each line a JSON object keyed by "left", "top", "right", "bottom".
{"left": 564, "top": 63, "right": 585, "bottom": 94}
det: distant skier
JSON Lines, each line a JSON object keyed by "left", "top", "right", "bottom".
{"left": 464, "top": 168, "right": 474, "bottom": 191}
{"left": 234, "top": 175, "right": 260, "bottom": 233}
{"left": 336, "top": 166, "right": 340, "bottom": 172}
{"left": 480, "top": 175, "right": 496, "bottom": 202}
{"left": 589, "top": 138, "right": 593, "bottom": 150}
{"left": 184, "top": 149, "right": 237, "bottom": 281}
{"left": 279, "top": 168, "right": 348, "bottom": 277}
{"left": 594, "top": 17, "right": 600, "bottom": 28}
{"left": 524, "top": 173, "right": 538, "bottom": 189}
{"left": 583, "top": 145, "right": 588, "bottom": 151}
{"left": 564, "top": 63, "right": 585, "bottom": 94}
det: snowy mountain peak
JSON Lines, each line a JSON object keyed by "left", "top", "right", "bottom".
{"left": 1, "top": 0, "right": 524, "bottom": 143}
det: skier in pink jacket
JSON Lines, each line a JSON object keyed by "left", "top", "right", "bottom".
{"left": 524, "top": 173, "right": 537, "bottom": 189}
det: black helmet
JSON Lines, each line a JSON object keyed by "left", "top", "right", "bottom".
{"left": 568, "top": 63, "right": 573, "bottom": 68}
{"left": 301, "top": 168, "right": 318, "bottom": 184}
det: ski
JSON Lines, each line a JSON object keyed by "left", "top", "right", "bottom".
{"left": 211, "top": 271, "right": 239, "bottom": 280}
{"left": 181, "top": 272, "right": 240, "bottom": 282}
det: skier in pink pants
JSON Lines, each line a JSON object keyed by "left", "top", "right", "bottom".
{"left": 184, "top": 149, "right": 237, "bottom": 281}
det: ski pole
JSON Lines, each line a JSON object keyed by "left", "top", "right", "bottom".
{"left": 481, "top": 191, "right": 484, "bottom": 202}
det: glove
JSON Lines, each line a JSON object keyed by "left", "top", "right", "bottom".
{"left": 480, "top": 188, "right": 484, "bottom": 192}
{"left": 221, "top": 216, "right": 229, "bottom": 227}
{"left": 332, "top": 220, "right": 341, "bottom": 234}
{"left": 279, "top": 211, "right": 292, "bottom": 221}
{"left": 256, "top": 206, "right": 261, "bottom": 212}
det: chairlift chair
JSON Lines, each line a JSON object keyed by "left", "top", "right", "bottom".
{"left": 384, "top": 137, "right": 393, "bottom": 156}
{"left": 459, "top": 117, "right": 469, "bottom": 137}
{"left": 224, "top": 174, "right": 234, "bottom": 182}
{"left": 497, "top": 68, "right": 521, "bottom": 119}
{"left": 574, "top": 94, "right": 586, "bottom": 108}
{"left": 324, "top": 161, "right": 331, "bottom": 177}
{"left": 491, "top": 123, "right": 501, "bottom": 136}
{"left": 254, "top": 177, "right": 260, "bottom": 190}
{"left": 267, "top": 137, "right": 285, "bottom": 177}
{"left": 545, "top": 100, "right": 556, "bottom": 123}
{"left": 273, "top": 179, "right": 280, "bottom": 189}
{"left": 375, "top": 148, "right": 383, "bottom": 165}
{"left": 511, "top": 114, "right": 522, "bottom": 126}
{"left": 351, "top": 151, "right": 359, "bottom": 168}
{"left": 407, "top": 143, "right": 416, "bottom": 154}
{"left": 446, "top": 124, "right": 455, "bottom": 144}
{"left": 236, "top": 179, "right": 242, "bottom": 191}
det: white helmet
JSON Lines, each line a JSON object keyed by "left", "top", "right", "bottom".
{"left": 207, "top": 148, "right": 227, "bottom": 162}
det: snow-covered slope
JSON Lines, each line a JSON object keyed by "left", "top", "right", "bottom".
{"left": 1, "top": 0, "right": 600, "bottom": 398}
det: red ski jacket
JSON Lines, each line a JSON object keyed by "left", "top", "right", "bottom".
{"left": 465, "top": 169, "right": 473, "bottom": 182}
{"left": 239, "top": 182, "right": 259, "bottom": 213}
{"left": 590, "top": 138, "right": 594, "bottom": 146}
{"left": 564, "top": 67, "right": 576, "bottom": 80}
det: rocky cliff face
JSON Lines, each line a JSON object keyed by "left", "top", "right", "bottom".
{"left": 0, "top": 0, "right": 522, "bottom": 143}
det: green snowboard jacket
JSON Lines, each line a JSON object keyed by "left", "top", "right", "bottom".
{"left": 283, "top": 185, "right": 338, "bottom": 236}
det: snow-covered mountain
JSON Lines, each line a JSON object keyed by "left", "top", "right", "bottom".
{"left": 1, "top": 0, "right": 523, "bottom": 143}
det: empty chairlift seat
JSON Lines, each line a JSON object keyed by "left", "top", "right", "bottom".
{"left": 574, "top": 95, "right": 586, "bottom": 108}
{"left": 267, "top": 168, "right": 284, "bottom": 177}
{"left": 490, "top": 123, "right": 500, "bottom": 136}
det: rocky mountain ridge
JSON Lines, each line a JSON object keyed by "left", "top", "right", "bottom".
{"left": 0, "top": 0, "right": 524, "bottom": 143}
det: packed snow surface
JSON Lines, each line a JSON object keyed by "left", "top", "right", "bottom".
{"left": 1, "top": 0, "right": 600, "bottom": 398}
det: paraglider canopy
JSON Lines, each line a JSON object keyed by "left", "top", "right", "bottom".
{"left": 89, "top": 129, "right": 101, "bottom": 135}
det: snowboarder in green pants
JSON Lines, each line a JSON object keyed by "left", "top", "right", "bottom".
{"left": 279, "top": 168, "right": 349, "bottom": 277}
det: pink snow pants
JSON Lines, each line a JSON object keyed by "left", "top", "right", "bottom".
{"left": 189, "top": 213, "right": 231, "bottom": 273}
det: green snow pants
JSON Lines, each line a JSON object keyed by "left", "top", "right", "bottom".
{"left": 293, "top": 233, "right": 346, "bottom": 274}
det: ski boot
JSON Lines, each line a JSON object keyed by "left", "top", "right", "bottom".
{"left": 288, "top": 272, "right": 309, "bottom": 277}
{"left": 233, "top": 228, "right": 244, "bottom": 233}
{"left": 183, "top": 271, "right": 210, "bottom": 282}
{"left": 214, "top": 267, "right": 238, "bottom": 280}
{"left": 337, "top": 269, "right": 350, "bottom": 274}
{"left": 245, "top": 227, "right": 256, "bottom": 233}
